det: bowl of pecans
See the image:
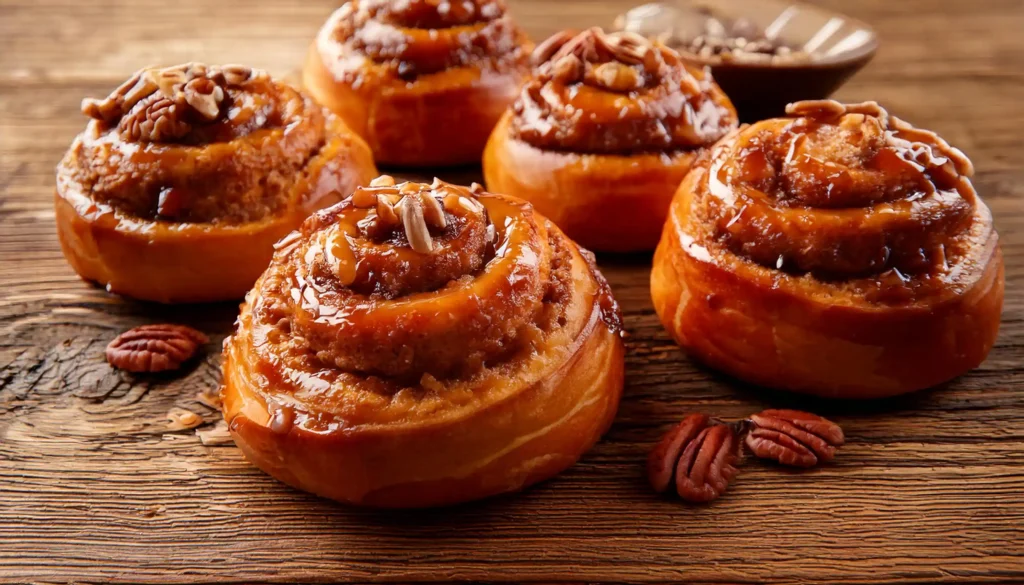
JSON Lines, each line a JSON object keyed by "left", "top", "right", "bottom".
{"left": 615, "top": 0, "right": 878, "bottom": 121}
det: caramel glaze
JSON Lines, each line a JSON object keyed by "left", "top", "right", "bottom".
{"left": 61, "top": 65, "right": 349, "bottom": 224}
{"left": 233, "top": 178, "right": 622, "bottom": 421}
{"left": 55, "top": 63, "right": 377, "bottom": 303}
{"left": 688, "top": 100, "right": 988, "bottom": 304}
{"left": 509, "top": 28, "right": 736, "bottom": 154}
{"left": 305, "top": 0, "right": 531, "bottom": 166}
{"left": 320, "top": 0, "right": 528, "bottom": 82}
{"left": 652, "top": 100, "right": 1004, "bottom": 398}
{"left": 222, "top": 178, "right": 625, "bottom": 506}
{"left": 483, "top": 28, "right": 737, "bottom": 252}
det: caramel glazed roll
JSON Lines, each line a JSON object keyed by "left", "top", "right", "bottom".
{"left": 652, "top": 100, "right": 1004, "bottom": 399}
{"left": 484, "top": 28, "right": 738, "bottom": 252}
{"left": 56, "top": 63, "right": 377, "bottom": 303}
{"left": 222, "top": 177, "right": 626, "bottom": 507}
{"left": 304, "top": 0, "right": 532, "bottom": 166}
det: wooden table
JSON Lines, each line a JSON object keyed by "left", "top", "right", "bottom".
{"left": 2, "top": 0, "right": 1023, "bottom": 583}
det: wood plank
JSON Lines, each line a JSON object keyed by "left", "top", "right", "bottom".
{"left": 1, "top": 0, "right": 1023, "bottom": 583}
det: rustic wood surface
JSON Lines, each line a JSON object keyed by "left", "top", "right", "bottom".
{"left": 2, "top": 0, "right": 1023, "bottom": 583}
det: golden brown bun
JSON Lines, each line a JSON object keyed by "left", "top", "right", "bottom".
{"left": 221, "top": 177, "right": 626, "bottom": 507}
{"left": 652, "top": 100, "right": 1004, "bottom": 399}
{"left": 303, "top": 0, "right": 531, "bottom": 167}
{"left": 56, "top": 63, "right": 377, "bottom": 303}
{"left": 483, "top": 28, "right": 737, "bottom": 252}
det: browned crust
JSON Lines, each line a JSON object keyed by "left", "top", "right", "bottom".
{"left": 650, "top": 173, "right": 1005, "bottom": 398}
{"left": 484, "top": 112, "right": 697, "bottom": 252}
{"left": 55, "top": 123, "right": 377, "bottom": 303}
{"left": 303, "top": 44, "right": 527, "bottom": 167}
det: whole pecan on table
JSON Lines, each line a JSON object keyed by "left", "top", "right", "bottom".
{"left": 647, "top": 408, "right": 845, "bottom": 504}
{"left": 647, "top": 413, "right": 740, "bottom": 503}
{"left": 745, "top": 409, "right": 845, "bottom": 468}
{"left": 105, "top": 324, "right": 209, "bottom": 373}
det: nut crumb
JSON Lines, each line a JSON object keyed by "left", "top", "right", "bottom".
{"left": 166, "top": 407, "right": 204, "bottom": 431}
{"left": 196, "top": 421, "right": 233, "bottom": 446}
{"left": 195, "top": 389, "right": 222, "bottom": 410}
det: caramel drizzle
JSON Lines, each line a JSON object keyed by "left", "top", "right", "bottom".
{"left": 319, "top": 0, "right": 518, "bottom": 80}
{"left": 786, "top": 100, "right": 974, "bottom": 179}
{"left": 350, "top": 175, "right": 486, "bottom": 253}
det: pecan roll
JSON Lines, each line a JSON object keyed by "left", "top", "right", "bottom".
{"left": 303, "top": 0, "right": 531, "bottom": 166}
{"left": 483, "top": 28, "right": 738, "bottom": 252}
{"left": 221, "top": 177, "right": 625, "bottom": 507}
{"left": 651, "top": 100, "right": 1004, "bottom": 398}
{"left": 56, "top": 63, "right": 377, "bottom": 303}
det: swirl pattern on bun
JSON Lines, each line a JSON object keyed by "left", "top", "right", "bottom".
{"left": 221, "top": 176, "right": 625, "bottom": 507}
{"left": 651, "top": 100, "right": 1004, "bottom": 398}
{"left": 56, "top": 63, "right": 377, "bottom": 303}
{"left": 484, "top": 28, "right": 738, "bottom": 251}
{"left": 304, "top": 0, "right": 532, "bottom": 166}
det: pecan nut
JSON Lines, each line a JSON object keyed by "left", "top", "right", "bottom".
{"left": 647, "top": 414, "right": 740, "bottom": 503}
{"left": 551, "top": 54, "right": 584, "bottom": 84}
{"left": 745, "top": 409, "right": 845, "bottom": 467}
{"left": 119, "top": 95, "right": 191, "bottom": 142}
{"left": 531, "top": 29, "right": 576, "bottom": 64}
{"left": 106, "top": 324, "right": 208, "bottom": 373}
{"left": 182, "top": 77, "right": 225, "bottom": 121}
{"left": 591, "top": 61, "right": 642, "bottom": 92}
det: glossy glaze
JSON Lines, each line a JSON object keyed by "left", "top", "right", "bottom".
{"left": 651, "top": 100, "right": 1004, "bottom": 398}
{"left": 484, "top": 28, "right": 737, "bottom": 252}
{"left": 221, "top": 179, "right": 625, "bottom": 507}
{"left": 56, "top": 64, "right": 378, "bottom": 303}
{"left": 303, "top": 0, "right": 531, "bottom": 166}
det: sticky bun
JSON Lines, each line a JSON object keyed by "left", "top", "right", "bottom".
{"left": 221, "top": 176, "right": 625, "bottom": 507}
{"left": 651, "top": 100, "right": 1004, "bottom": 398}
{"left": 303, "top": 0, "right": 532, "bottom": 166}
{"left": 483, "top": 28, "right": 738, "bottom": 252}
{"left": 56, "top": 63, "right": 377, "bottom": 303}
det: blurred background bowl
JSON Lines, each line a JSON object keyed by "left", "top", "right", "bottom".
{"left": 616, "top": 0, "right": 879, "bottom": 122}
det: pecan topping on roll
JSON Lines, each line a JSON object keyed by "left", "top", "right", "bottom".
{"left": 510, "top": 28, "right": 737, "bottom": 153}
{"left": 81, "top": 64, "right": 269, "bottom": 144}
{"left": 651, "top": 100, "right": 1002, "bottom": 398}
{"left": 317, "top": 0, "right": 529, "bottom": 81}
{"left": 247, "top": 177, "right": 622, "bottom": 384}
{"left": 62, "top": 63, "right": 359, "bottom": 224}
{"left": 688, "top": 99, "right": 984, "bottom": 300}
{"left": 220, "top": 177, "right": 626, "bottom": 507}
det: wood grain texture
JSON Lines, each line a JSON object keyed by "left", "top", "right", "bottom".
{"left": 2, "top": 0, "right": 1023, "bottom": 583}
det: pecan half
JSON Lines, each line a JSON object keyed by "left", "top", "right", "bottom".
{"left": 532, "top": 29, "right": 576, "bottom": 64}
{"left": 119, "top": 95, "right": 191, "bottom": 142}
{"left": 745, "top": 409, "right": 845, "bottom": 468}
{"left": 647, "top": 414, "right": 740, "bottom": 503}
{"left": 106, "top": 324, "right": 209, "bottom": 373}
